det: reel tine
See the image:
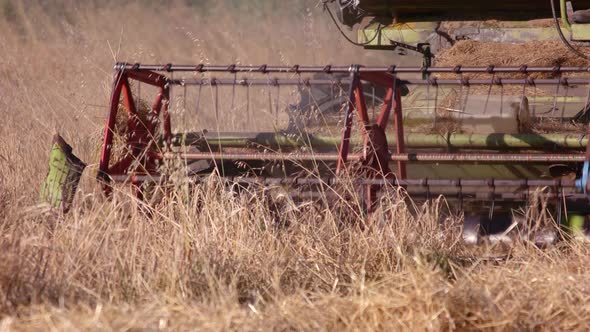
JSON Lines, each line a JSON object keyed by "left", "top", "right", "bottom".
{"left": 520, "top": 76, "right": 527, "bottom": 104}
{"left": 426, "top": 77, "right": 430, "bottom": 121}
{"left": 483, "top": 71, "right": 494, "bottom": 115}
{"left": 520, "top": 74, "right": 527, "bottom": 131}
{"left": 307, "top": 79, "right": 314, "bottom": 128}
{"left": 552, "top": 74, "right": 561, "bottom": 117}
{"left": 372, "top": 83, "right": 376, "bottom": 121}
{"left": 457, "top": 180, "right": 463, "bottom": 215}
{"left": 337, "top": 78, "right": 346, "bottom": 128}
{"left": 433, "top": 78, "right": 439, "bottom": 127}
{"left": 424, "top": 78, "right": 433, "bottom": 128}
{"left": 195, "top": 83, "right": 202, "bottom": 115}
{"left": 489, "top": 182, "right": 496, "bottom": 220}
{"left": 246, "top": 82, "right": 251, "bottom": 127}
{"left": 556, "top": 185, "right": 563, "bottom": 226}
{"left": 136, "top": 81, "right": 141, "bottom": 117}
{"left": 330, "top": 74, "right": 334, "bottom": 102}
{"left": 499, "top": 83, "right": 504, "bottom": 116}
{"left": 267, "top": 76, "right": 273, "bottom": 124}
{"left": 455, "top": 72, "right": 464, "bottom": 118}
{"left": 457, "top": 72, "right": 470, "bottom": 120}
{"left": 169, "top": 71, "right": 174, "bottom": 128}
{"left": 231, "top": 72, "right": 236, "bottom": 115}
{"left": 561, "top": 83, "right": 569, "bottom": 122}
{"left": 183, "top": 81, "right": 187, "bottom": 111}
{"left": 182, "top": 82, "right": 187, "bottom": 129}
{"left": 291, "top": 73, "right": 304, "bottom": 133}
{"left": 584, "top": 82, "right": 590, "bottom": 122}
{"left": 462, "top": 77, "right": 470, "bottom": 118}
{"left": 532, "top": 79, "right": 537, "bottom": 118}
{"left": 320, "top": 72, "right": 336, "bottom": 128}
{"left": 215, "top": 82, "right": 219, "bottom": 123}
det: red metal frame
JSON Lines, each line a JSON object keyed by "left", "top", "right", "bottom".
{"left": 98, "top": 68, "right": 170, "bottom": 195}
{"left": 335, "top": 71, "right": 407, "bottom": 217}
{"left": 99, "top": 66, "right": 409, "bottom": 218}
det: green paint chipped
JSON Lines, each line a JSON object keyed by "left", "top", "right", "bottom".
{"left": 39, "top": 134, "right": 86, "bottom": 213}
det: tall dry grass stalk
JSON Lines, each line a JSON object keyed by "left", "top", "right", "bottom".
{"left": 1, "top": 1, "right": 590, "bottom": 330}
{"left": 2, "top": 180, "right": 590, "bottom": 330}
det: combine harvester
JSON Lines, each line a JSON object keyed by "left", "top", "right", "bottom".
{"left": 43, "top": 0, "right": 590, "bottom": 245}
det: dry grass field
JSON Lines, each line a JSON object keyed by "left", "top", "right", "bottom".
{"left": 2, "top": 1, "right": 590, "bottom": 331}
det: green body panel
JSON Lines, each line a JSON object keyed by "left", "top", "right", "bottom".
{"left": 401, "top": 86, "right": 588, "bottom": 120}
{"left": 359, "top": 17, "right": 590, "bottom": 48}
{"left": 571, "top": 24, "right": 590, "bottom": 41}
{"left": 359, "top": 23, "right": 590, "bottom": 49}
{"left": 359, "top": 22, "right": 438, "bottom": 45}
{"left": 359, "top": 22, "right": 566, "bottom": 46}
{"left": 40, "top": 135, "right": 86, "bottom": 213}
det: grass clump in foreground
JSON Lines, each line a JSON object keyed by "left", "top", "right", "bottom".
{"left": 1, "top": 178, "right": 590, "bottom": 331}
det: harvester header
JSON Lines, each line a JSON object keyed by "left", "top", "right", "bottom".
{"left": 40, "top": 2, "right": 590, "bottom": 245}
{"left": 81, "top": 62, "right": 590, "bottom": 242}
